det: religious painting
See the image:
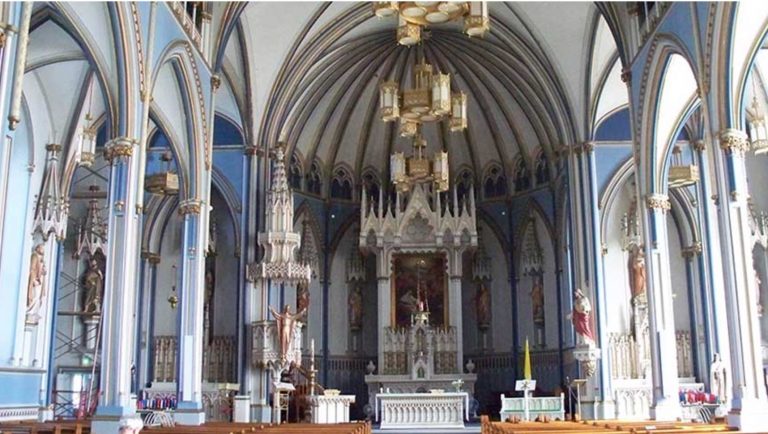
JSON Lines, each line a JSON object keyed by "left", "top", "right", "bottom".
{"left": 392, "top": 253, "right": 447, "bottom": 328}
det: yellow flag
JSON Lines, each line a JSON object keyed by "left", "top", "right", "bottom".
{"left": 524, "top": 338, "right": 532, "bottom": 380}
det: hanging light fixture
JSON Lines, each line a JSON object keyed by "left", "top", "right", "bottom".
{"left": 145, "top": 151, "right": 180, "bottom": 195}
{"left": 379, "top": 55, "right": 466, "bottom": 128}
{"left": 168, "top": 264, "right": 179, "bottom": 309}
{"left": 390, "top": 125, "right": 449, "bottom": 193}
{"left": 374, "top": 2, "right": 489, "bottom": 46}
{"left": 78, "top": 76, "right": 98, "bottom": 167}
{"left": 747, "top": 71, "right": 768, "bottom": 155}
{"left": 668, "top": 145, "right": 700, "bottom": 188}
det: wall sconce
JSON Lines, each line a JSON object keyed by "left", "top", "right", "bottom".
{"left": 168, "top": 264, "right": 178, "bottom": 309}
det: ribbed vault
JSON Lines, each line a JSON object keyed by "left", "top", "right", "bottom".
{"left": 221, "top": 2, "right": 601, "bottom": 195}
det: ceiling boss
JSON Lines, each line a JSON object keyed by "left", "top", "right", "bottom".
{"left": 376, "top": 2, "right": 487, "bottom": 193}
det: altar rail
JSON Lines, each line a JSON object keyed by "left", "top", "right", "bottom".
{"left": 153, "top": 335, "right": 236, "bottom": 383}
{"left": 608, "top": 330, "right": 692, "bottom": 379}
{"left": 142, "top": 382, "right": 238, "bottom": 422}
{"left": 499, "top": 393, "right": 565, "bottom": 421}
{"left": 613, "top": 378, "right": 704, "bottom": 420}
{"left": 468, "top": 350, "right": 561, "bottom": 417}
{"left": 321, "top": 356, "right": 370, "bottom": 421}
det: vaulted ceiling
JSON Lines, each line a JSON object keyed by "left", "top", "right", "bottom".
{"left": 217, "top": 2, "right": 623, "bottom": 187}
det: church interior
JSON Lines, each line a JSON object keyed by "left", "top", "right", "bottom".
{"left": 1, "top": 1, "right": 768, "bottom": 433}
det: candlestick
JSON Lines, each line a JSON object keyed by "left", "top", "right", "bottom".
{"left": 311, "top": 338, "right": 315, "bottom": 359}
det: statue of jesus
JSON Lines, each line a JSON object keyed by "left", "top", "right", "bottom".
{"left": 269, "top": 304, "right": 307, "bottom": 360}
{"left": 572, "top": 288, "right": 594, "bottom": 346}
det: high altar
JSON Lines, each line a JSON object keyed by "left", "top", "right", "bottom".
{"left": 359, "top": 182, "right": 478, "bottom": 413}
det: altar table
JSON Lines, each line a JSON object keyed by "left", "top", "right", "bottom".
{"left": 375, "top": 392, "right": 468, "bottom": 429}
{"left": 306, "top": 394, "right": 355, "bottom": 424}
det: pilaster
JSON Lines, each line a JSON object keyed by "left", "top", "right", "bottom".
{"left": 136, "top": 252, "right": 160, "bottom": 390}
{"left": 717, "top": 129, "right": 768, "bottom": 431}
{"left": 643, "top": 193, "right": 681, "bottom": 420}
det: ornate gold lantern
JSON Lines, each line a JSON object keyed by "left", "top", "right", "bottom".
{"left": 380, "top": 81, "right": 400, "bottom": 122}
{"left": 145, "top": 151, "right": 180, "bottom": 195}
{"left": 391, "top": 126, "right": 450, "bottom": 193}
{"left": 668, "top": 145, "right": 700, "bottom": 188}
{"left": 450, "top": 92, "right": 468, "bottom": 132}
{"left": 464, "top": 2, "right": 489, "bottom": 37}
{"left": 374, "top": 1, "right": 398, "bottom": 18}
{"left": 78, "top": 114, "right": 97, "bottom": 167}
{"left": 374, "top": 2, "right": 488, "bottom": 43}
{"left": 397, "top": 16, "right": 421, "bottom": 46}
{"left": 747, "top": 91, "right": 768, "bottom": 155}
{"left": 399, "top": 119, "right": 418, "bottom": 137}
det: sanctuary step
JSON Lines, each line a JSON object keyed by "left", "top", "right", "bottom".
{"left": 0, "top": 421, "right": 371, "bottom": 434}
{"left": 479, "top": 416, "right": 737, "bottom": 434}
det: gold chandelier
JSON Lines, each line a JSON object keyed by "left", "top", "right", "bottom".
{"left": 374, "top": 2, "right": 489, "bottom": 46}
{"left": 379, "top": 57, "right": 467, "bottom": 133}
{"left": 390, "top": 125, "right": 449, "bottom": 193}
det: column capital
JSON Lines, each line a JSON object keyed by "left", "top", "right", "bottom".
{"left": 104, "top": 137, "right": 138, "bottom": 162}
{"left": 582, "top": 141, "right": 595, "bottom": 154}
{"left": 693, "top": 139, "right": 706, "bottom": 152}
{"left": 621, "top": 68, "right": 632, "bottom": 83}
{"left": 244, "top": 146, "right": 264, "bottom": 157}
{"left": 646, "top": 193, "right": 671, "bottom": 213}
{"left": 681, "top": 242, "right": 702, "bottom": 259}
{"left": 211, "top": 74, "right": 221, "bottom": 91}
{"left": 141, "top": 251, "right": 162, "bottom": 264}
{"left": 719, "top": 129, "right": 749, "bottom": 155}
{"left": 178, "top": 199, "right": 203, "bottom": 216}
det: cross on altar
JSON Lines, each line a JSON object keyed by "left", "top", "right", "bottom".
{"left": 515, "top": 379, "right": 537, "bottom": 421}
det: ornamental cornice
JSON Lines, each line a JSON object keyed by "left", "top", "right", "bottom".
{"left": 719, "top": 129, "right": 749, "bottom": 155}
{"left": 104, "top": 137, "right": 137, "bottom": 162}
{"left": 646, "top": 194, "right": 671, "bottom": 212}
{"left": 178, "top": 199, "right": 203, "bottom": 215}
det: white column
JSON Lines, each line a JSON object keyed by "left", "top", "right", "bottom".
{"left": 174, "top": 199, "right": 207, "bottom": 425}
{"left": 92, "top": 137, "right": 143, "bottom": 432}
{"left": 448, "top": 249, "right": 464, "bottom": 371}
{"left": 137, "top": 252, "right": 160, "bottom": 390}
{"left": 377, "top": 251, "right": 391, "bottom": 372}
{"left": 717, "top": 130, "right": 768, "bottom": 431}
{"left": 643, "top": 193, "right": 681, "bottom": 420}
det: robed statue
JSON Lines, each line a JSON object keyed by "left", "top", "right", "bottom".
{"left": 270, "top": 304, "right": 307, "bottom": 360}
{"left": 572, "top": 288, "right": 594, "bottom": 346}
{"left": 475, "top": 283, "right": 491, "bottom": 330}
{"left": 26, "top": 243, "right": 47, "bottom": 325}
{"left": 628, "top": 245, "right": 646, "bottom": 302}
{"left": 297, "top": 282, "right": 310, "bottom": 315}
{"left": 531, "top": 276, "right": 545, "bottom": 326}
{"left": 348, "top": 284, "right": 363, "bottom": 331}
{"left": 710, "top": 353, "right": 727, "bottom": 403}
{"left": 82, "top": 258, "right": 104, "bottom": 313}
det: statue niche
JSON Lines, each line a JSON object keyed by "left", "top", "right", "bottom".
{"left": 82, "top": 254, "right": 105, "bottom": 314}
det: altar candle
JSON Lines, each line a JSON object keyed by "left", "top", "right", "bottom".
{"left": 311, "top": 339, "right": 315, "bottom": 360}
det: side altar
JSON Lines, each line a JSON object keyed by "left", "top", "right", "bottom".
{"left": 359, "top": 182, "right": 478, "bottom": 411}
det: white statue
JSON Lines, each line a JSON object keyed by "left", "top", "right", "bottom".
{"left": 25, "top": 243, "right": 47, "bottom": 325}
{"left": 710, "top": 353, "right": 727, "bottom": 403}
